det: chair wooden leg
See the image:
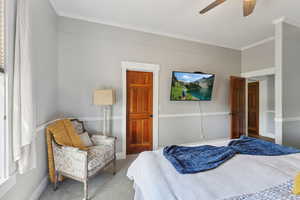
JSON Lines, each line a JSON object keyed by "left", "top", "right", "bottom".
{"left": 113, "top": 159, "right": 116, "bottom": 175}
{"left": 83, "top": 180, "right": 88, "bottom": 200}
{"left": 53, "top": 171, "right": 59, "bottom": 191}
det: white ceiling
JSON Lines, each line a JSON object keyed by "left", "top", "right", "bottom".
{"left": 50, "top": 0, "right": 300, "bottom": 50}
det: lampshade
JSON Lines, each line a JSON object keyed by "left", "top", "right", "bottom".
{"left": 93, "top": 89, "right": 116, "bottom": 105}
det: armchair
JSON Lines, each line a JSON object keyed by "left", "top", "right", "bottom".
{"left": 48, "top": 119, "right": 116, "bottom": 200}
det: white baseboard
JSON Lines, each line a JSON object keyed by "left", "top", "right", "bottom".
{"left": 260, "top": 133, "right": 275, "bottom": 139}
{"left": 116, "top": 152, "right": 126, "bottom": 160}
{"left": 30, "top": 176, "right": 49, "bottom": 200}
{"left": 0, "top": 173, "right": 16, "bottom": 199}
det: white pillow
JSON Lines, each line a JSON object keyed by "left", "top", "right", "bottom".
{"left": 79, "top": 132, "right": 93, "bottom": 147}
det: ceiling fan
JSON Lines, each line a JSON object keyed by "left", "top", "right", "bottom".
{"left": 199, "top": 0, "right": 256, "bottom": 17}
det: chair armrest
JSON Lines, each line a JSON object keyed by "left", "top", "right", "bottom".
{"left": 91, "top": 135, "right": 116, "bottom": 147}
{"left": 52, "top": 142, "right": 88, "bottom": 179}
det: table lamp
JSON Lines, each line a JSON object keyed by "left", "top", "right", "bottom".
{"left": 93, "top": 89, "right": 116, "bottom": 136}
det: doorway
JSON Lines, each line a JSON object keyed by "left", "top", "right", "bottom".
{"left": 248, "top": 81, "right": 259, "bottom": 136}
{"left": 121, "top": 62, "right": 160, "bottom": 158}
{"left": 230, "top": 76, "right": 246, "bottom": 139}
{"left": 126, "top": 71, "right": 153, "bottom": 154}
{"left": 230, "top": 73, "right": 276, "bottom": 142}
{"left": 246, "top": 75, "right": 275, "bottom": 142}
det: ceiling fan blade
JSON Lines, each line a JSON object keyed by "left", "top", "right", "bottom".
{"left": 243, "top": 0, "right": 256, "bottom": 17}
{"left": 199, "top": 0, "right": 226, "bottom": 15}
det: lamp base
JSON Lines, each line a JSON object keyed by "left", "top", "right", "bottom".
{"left": 102, "top": 105, "right": 112, "bottom": 137}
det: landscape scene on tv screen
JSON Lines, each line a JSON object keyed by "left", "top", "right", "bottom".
{"left": 170, "top": 71, "right": 215, "bottom": 101}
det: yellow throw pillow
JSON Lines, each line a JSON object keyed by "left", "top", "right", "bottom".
{"left": 293, "top": 173, "right": 300, "bottom": 195}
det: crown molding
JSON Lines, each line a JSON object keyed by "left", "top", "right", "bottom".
{"left": 273, "top": 16, "right": 300, "bottom": 28}
{"left": 241, "top": 37, "right": 275, "bottom": 51}
{"left": 56, "top": 12, "right": 240, "bottom": 50}
{"left": 241, "top": 17, "right": 300, "bottom": 51}
{"left": 121, "top": 61, "right": 160, "bottom": 72}
{"left": 273, "top": 17, "right": 286, "bottom": 25}
{"left": 241, "top": 67, "right": 275, "bottom": 78}
{"left": 48, "top": 0, "right": 59, "bottom": 14}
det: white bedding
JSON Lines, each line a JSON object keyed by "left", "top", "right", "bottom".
{"left": 127, "top": 138, "right": 300, "bottom": 200}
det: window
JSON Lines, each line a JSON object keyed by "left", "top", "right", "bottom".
{"left": 0, "top": 0, "right": 8, "bottom": 183}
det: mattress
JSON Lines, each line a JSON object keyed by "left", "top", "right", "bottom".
{"left": 127, "top": 138, "right": 300, "bottom": 200}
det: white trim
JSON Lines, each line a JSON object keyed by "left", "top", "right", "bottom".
{"left": 275, "top": 117, "right": 300, "bottom": 123}
{"left": 263, "top": 133, "right": 275, "bottom": 139}
{"left": 274, "top": 118, "right": 283, "bottom": 122}
{"left": 266, "top": 110, "right": 275, "bottom": 113}
{"left": 245, "top": 79, "right": 249, "bottom": 136}
{"left": 284, "top": 117, "right": 300, "bottom": 122}
{"left": 116, "top": 152, "right": 126, "bottom": 160}
{"left": 273, "top": 17, "right": 286, "bottom": 25}
{"left": 80, "top": 112, "right": 229, "bottom": 121}
{"left": 274, "top": 18, "right": 283, "bottom": 144}
{"left": 241, "top": 67, "right": 275, "bottom": 78}
{"left": 56, "top": 13, "right": 240, "bottom": 50}
{"left": 245, "top": 74, "right": 276, "bottom": 139}
{"left": 35, "top": 112, "right": 229, "bottom": 135}
{"left": 1, "top": 0, "right": 12, "bottom": 183}
{"left": 0, "top": 173, "right": 16, "bottom": 199}
{"left": 29, "top": 176, "right": 49, "bottom": 200}
{"left": 79, "top": 116, "right": 122, "bottom": 122}
{"left": 35, "top": 117, "right": 87, "bottom": 133}
{"left": 241, "top": 37, "right": 275, "bottom": 51}
{"left": 48, "top": 0, "right": 59, "bottom": 13}
{"left": 122, "top": 62, "right": 160, "bottom": 158}
{"left": 273, "top": 17, "right": 300, "bottom": 29}
{"left": 0, "top": 75, "right": 8, "bottom": 182}
{"left": 35, "top": 118, "right": 65, "bottom": 133}
{"left": 273, "top": 117, "right": 300, "bottom": 123}
{"left": 159, "top": 112, "right": 229, "bottom": 118}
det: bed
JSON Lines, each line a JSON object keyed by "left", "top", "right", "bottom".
{"left": 127, "top": 138, "right": 300, "bottom": 200}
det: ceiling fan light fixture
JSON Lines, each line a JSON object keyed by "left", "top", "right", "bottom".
{"left": 243, "top": 0, "right": 256, "bottom": 17}
{"left": 199, "top": 0, "right": 257, "bottom": 17}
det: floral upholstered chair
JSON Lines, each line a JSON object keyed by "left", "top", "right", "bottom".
{"left": 47, "top": 119, "right": 116, "bottom": 200}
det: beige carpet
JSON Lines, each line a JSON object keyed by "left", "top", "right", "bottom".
{"left": 40, "top": 155, "right": 137, "bottom": 200}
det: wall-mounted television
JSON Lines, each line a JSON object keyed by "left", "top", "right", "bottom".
{"left": 170, "top": 71, "right": 215, "bottom": 101}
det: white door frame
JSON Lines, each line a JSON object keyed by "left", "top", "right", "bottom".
{"left": 241, "top": 67, "right": 276, "bottom": 140}
{"left": 121, "top": 61, "right": 160, "bottom": 158}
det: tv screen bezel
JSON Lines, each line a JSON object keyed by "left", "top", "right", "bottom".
{"left": 169, "top": 71, "right": 215, "bottom": 102}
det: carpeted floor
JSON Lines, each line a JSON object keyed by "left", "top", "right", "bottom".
{"left": 40, "top": 155, "right": 137, "bottom": 200}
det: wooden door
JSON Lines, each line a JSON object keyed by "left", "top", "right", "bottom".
{"left": 248, "top": 82, "right": 259, "bottom": 136}
{"left": 126, "top": 71, "right": 153, "bottom": 154}
{"left": 230, "top": 76, "right": 246, "bottom": 139}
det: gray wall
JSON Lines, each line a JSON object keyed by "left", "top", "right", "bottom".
{"left": 281, "top": 23, "right": 300, "bottom": 148}
{"left": 57, "top": 17, "right": 241, "bottom": 152}
{"left": 1, "top": 0, "right": 58, "bottom": 199}
{"left": 241, "top": 40, "right": 275, "bottom": 73}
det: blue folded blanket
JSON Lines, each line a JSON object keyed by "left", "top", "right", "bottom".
{"left": 163, "top": 136, "right": 300, "bottom": 174}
